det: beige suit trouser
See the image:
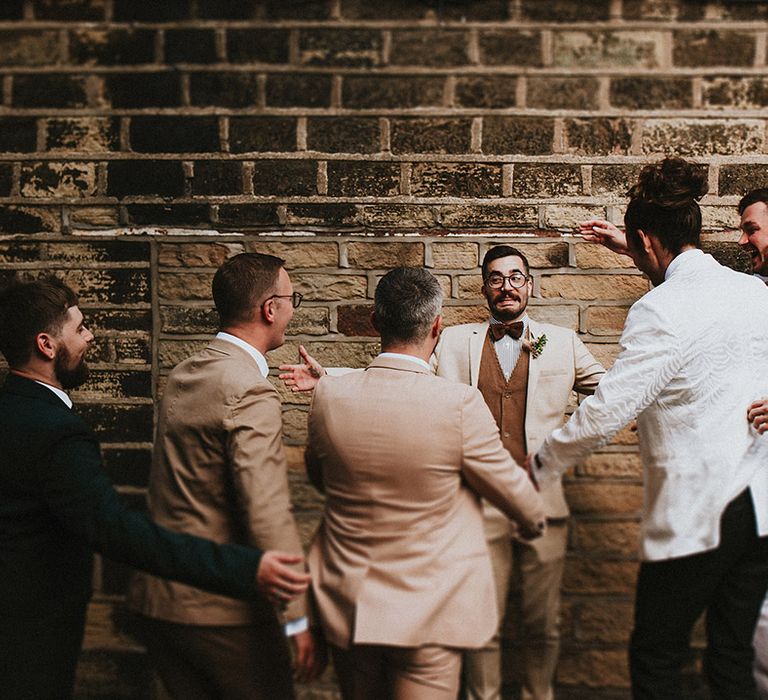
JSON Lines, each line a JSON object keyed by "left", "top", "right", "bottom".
{"left": 331, "top": 643, "right": 462, "bottom": 700}
{"left": 463, "top": 524, "right": 567, "bottom": 700}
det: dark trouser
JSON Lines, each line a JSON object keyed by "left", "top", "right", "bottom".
{"left": 0, "top": 600, "right": 88, "bottom": 700}
{"left": 135, "top": 615, "right": 295, "bottom": 700}
{"left": 630, "top": 489, "right": 768, "bottom": 700}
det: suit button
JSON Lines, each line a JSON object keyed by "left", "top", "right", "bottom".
{"left": 504, "top": 392, "right": 511, "bottom": 398}
{"left": 503, "top": 431, "right": 510, "bottom": 438}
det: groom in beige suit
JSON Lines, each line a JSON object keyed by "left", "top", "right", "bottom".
{"left": 306, "top": 267, "right": 545, "bottom": 700}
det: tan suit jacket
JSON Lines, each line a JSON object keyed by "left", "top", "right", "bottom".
{"left": 128, "top": 337, "right": 306, "bottom": 625}
{"left": 433, "top": 320, "right": 604, "bottom": 538}
{"left": 306, "top": 355, "right": 545, "bottom": 650}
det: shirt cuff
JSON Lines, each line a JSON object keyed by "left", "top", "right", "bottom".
{"left": 284, "top": 616, "right": 309, "bottom": 636}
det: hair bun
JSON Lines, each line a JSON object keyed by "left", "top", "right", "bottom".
{"left": 629, "top": 157, "right": 708, "bottom": 207}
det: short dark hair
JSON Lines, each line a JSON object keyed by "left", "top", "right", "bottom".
{"left": 212, "top": 253, "right": 285, "bottom": 327}
{"left": 0, "top": 275, "right": 78, "bottom": 368}
{"left": 481, "top": 245, "right": 530, "bottom": 278}
{"left": 624, "top": 157, "right": 707, "bottom": 255}
{"left": 374, "top": 267, "right": 442, "bottom": 346}
{"left": 738, "top": 188, "right": 768, "bottom": 215}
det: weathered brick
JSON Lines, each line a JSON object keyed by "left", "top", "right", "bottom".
{"left": 247, "top": 241, "right": 338, "bottom": 268}
{"left": 702, "top": 77, "right": 768, "bottom": 109}
{"left": 252, "top": 160, "right": 316, "bottom": 196}
{"left": 46, "top": 240, "right": 149, "bottom": 264}
{"left": 69, "top": 206, "right": 119, "bottom": 227}
{"left": 703, "top": 240, "right": 749, "bottom": 272}
{"left": 360, "top": 204, "right": 438, "bottom": 229}
{"left": 390, "top": 30, "right": 470, "bottom": 67}
{"left": 287, "top": 306, "right": 330, "bottom": 336}
{"left": 522, "top": 0, "right": 611, "bottom": 20}
{"left": 557, "top": 649, "right": 631, "bottom": 687}
{"left": 199, "top": 0, "right": 328, "bottom": 19}
{"left": 161, "top": 305, "right": 218, "bottom": 334}
{"left": 541, "top": 274, "right": 648, "bottom": 300}
{"left": 572, "top": 519, "right": 640, "bottom": 557}
{"left": 610, "top": 76, "right": 693, "bottom": 109}
{"left": 191, "top": 161, "right": 243, "bottom": 196}
{"left": 483, "top": 117, "right": 554, "bottom": 155}
{"left": 442, "top": 305, "right": 488, "bottom": 326}
{"left": 456, "top": 274, "right": 483, "bottom": 300}
{"left": 674, "top": 30, "right": 756, "bottom": 67}
{"left": 0, "top": 164, "right": 12, "bottom": 197}
{"left": 226, "top": 28, "right": 289, "bottom": 63}
{"left": 0, "top": 206, "right": 60, "bottom": 233}
{"left": 478, "top": 30, "right": 542, "bottom": 67}
{"left": 101, "top": 448, "right": 150, "bottom": 488}
{"left": 300, "top": 28, "right": 382, "bottom": 68}
{"left": 271, "top": 340, "right": 379, "bottom": 371}
{"left": 76, "top": 369, "right": 151, "bottom": 400}
{"left": 107, "top": 161, "right": 185, "bottom": 199}
{"left": 341, "top": 0, "right": 507, "bottom": 20}
{"left": 265, "top": 73, "right": 332, "bottom": 108}
{"left": 61, "top": 268, "right": 150, "bottom": 304}
{"left": 623, "top": 0, "right": 705, "bottom": 20}
{"left": 432, "top": 242, "right": 479, "bottom": 270}
{"left": 513, "top": 164, "right": 582, "bottom": 197}
{"left": 125, "top": 204, "right": 210, "bottom": 227}
{"left": 510, "top": 242, "right": 570, "bottom": 269}
{"left": 455, "top": 76, "right": 517, "bottom": 109}
{"left": 130, "top": 116, "right": 219, "bottom": 153}
{"left": 13, "top": 74, "right": 88, "bottom": 108}
{"left": 580, "top": 451, "right": 642, "bottom": 478}
{"left": 327, "top": 161, "right": 400, "bottom": 197}
{"left": 113, "top": 0, "right": 190, "bottom": 20}
{"left": 217, "top": 204, "right": 279, "bottom": 227}
{"left": 439, "top": 204, "right": 538, "bottom": 228}
{"left": 338, "top": 304, "right": 376, "bottom": 336}
{"left": 575, "top": 243, "right": 636, "bottom": 270}
{"left": 392, "top": 118, "right": 472, "bottom": 155}
{"left": 229, "top": 117, "right": 296, "bottom": 153}
{"left": 159, "top": 271, "right": 213, "bottom": 301}
{"left": 306, "top": 118, "right": 379, "bottom": 154}
{"left": 411, "top": 163, "right": 502, "bottom": 198}
{"left": 0, "top": 30, "right": 60, "bottom": 66}
{"left": 585, "top": 341, "right": 621, "bottom": 370}
{"left": 34, "top": 0, "right": 105, "bottom": 19}
{"left": 160, "top": 240, "right": 235, "bottom": 270}
{"left": 0, "top": 240, "right": 41, "bottom": 263}
{"left": 20, "top": 162, "right": 97, "bottom": 198}
{"left": 701, "top": 207, "right": 740, "bottom": 232}
{"left": 285, "top": 204, "right": 359, "bottom": 227}
{"left": 591, "top": 164, "right": 644, "bottom": 198}
{"left": 189, "top": 72, "right": 261, "bottom": 108}
{"left": 719, "top": 164, "right": 768, "bottom": 196}
{"left": 0, "top": 0, "right": 23, "bottom": 20}
{"left": 0, "top": 117, "right": 37, "bottom": 152}
{"left": 553, "top": 31, "right": 662, "bottom": 68}
{"left": 164, "top": 29, "right": 217, "bottom": 64}
{"left": 45, "top": 117, "right": 119, "bottom": 152}
{"left": 527, "top": 304, "right": 579, "bottom": 329}
{"left": 343, "top": 75, "right": 444, "bottom": 109}
{"left": 542, "top": 205, "right": 606, "bottom": 230}
{"left": 105, "top": 72, "right": 181, "bottom": 108}
{"left": 575, "top": 600, "right": 634, "bottom": 643}
{"left": 527, "top": 77, "right": 599, "bottom": 110}
{"left": 69, "top": 29, "right": 156, "bottom": 65}
{"left": 563, "top": 558, "right": 639, "bottom": 596}
{"left": 585, "top": 305, "right": 631, "bottom": 336}
{"left": 566, "top": 480, "right": 643, "bottom": 515}
{"left": 348, "top": 242, "right": 424, "bottom": 269}
{"left": 565, "top": 118, "right": 632, "bottom": 155}
{"left": 292, "top": 273, "right": 367, "bottom": 301}
{"left": 78, "top": 403, "right": 154, "bottom": 443}
{"left": 642, "top": 119, "right": 763, "bottom": 156}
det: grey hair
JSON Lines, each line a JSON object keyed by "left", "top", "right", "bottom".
{"left": 374, "top": 267, "right": 443, "bottom": 345}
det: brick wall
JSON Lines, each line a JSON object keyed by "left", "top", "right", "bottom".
{"left": 0, "top": 0, "right": 761, "bottom": 697}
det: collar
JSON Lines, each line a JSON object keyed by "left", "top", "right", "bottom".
{"left": 664, "top": 248, "right": 703, "bottom": 281}
{"left": 377, "top": 352, "right": 431, "bottom": 371}
{"left": 215, "top": 332, "right": 269, "bottom": 378}
{"left": 34, "top": 380, "right": 72, "bottom": 408}
{"left": 755, "top": 273, "right": 768, "bottom": 284}
{"left": 489, "top": 314, "right": 529, "bottom": 329}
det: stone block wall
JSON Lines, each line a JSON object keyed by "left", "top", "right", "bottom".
{"left": 0, "top": 0, "right": 762, "bottom": 697}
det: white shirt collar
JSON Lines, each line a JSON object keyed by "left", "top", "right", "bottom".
{"left": 35, "top": 380, "right": 72, "bottom": 408}
{"left": 215, "top": 332, "right": 269, "bottom": 378}
{"left": 664, "top": 248, "right": 703, "bottom": 281}
{"left": 755, "top": 273, "right": 768, "bottom": 284}
{"left": 489, "top": 313, "right": 529, "bottom": 328}
{"left": 377, "top": 352, "right": 431, "bottom": 371}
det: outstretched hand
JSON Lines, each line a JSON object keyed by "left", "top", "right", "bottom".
{"left": 579, "top": 219, "right": 631, "bottom": 257}
{"left": 255, "top": 551, "right": 310, "bottom": 607}
{"left": 278, "top": 345, "right": 325, "bottom": 393}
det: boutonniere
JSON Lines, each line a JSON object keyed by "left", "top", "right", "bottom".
{"left": 523, "top": 332, "right": 548, "bottom": 359}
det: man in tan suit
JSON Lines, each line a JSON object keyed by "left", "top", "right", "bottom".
{"left": 306, "top": 266, "right": 545, "bottom": 700}
{"left": 129, "top": 253, "right": 324, "bottom": 699}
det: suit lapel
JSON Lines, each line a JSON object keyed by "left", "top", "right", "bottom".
{"left": 469, "top": 323, "right": 488, "bottom": 387}
{"left": 525, "top": 318, "right": 543, "bottom": 419}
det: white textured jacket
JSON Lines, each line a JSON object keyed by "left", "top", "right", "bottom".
{"left": 537, "top": 249, "right": 768, "bottom": 561}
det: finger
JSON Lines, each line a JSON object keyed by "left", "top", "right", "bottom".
{"left": 278, "top": 365, "right": 300, "bottom": 372}
{"left": 274, "top": 577, "right": 311, "bottom": 595}
{"left": 298, "top": 344, "right": 311, "bottom": 363}
{"left": 272, "top": 553, "right": 304, "bottom": 566}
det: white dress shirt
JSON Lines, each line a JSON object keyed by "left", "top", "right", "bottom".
{"left": 489, "top": 315, "right": 528, "bottom": 380}
{"left": 35, "top": 380, "right": 72, "bottom": 408}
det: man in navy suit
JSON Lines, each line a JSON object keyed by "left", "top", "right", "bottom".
{"left": 0, "top": 275, "right": 310, "bottom": 700}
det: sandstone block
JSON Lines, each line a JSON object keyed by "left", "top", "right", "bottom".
{"left": 158, "top": 271, "right": 214, "bottom": 301}
{"left": 390, "top": 29, "right": 469, "bottom": 67}
{"left": 13, "top": 74, "right": 88, "bottom": 108}
{"left": 513, "top": 164, "right": 582, "bottom": 197}
{"left": 226, "top": 28, "right": 289, "bottom": 64}
{"left": 105, "top": 72, "right": 181, "bottom": 108}
{"left": 565, "top": 481, "right": 643, "bottom": 515}
{"left": 348, "top": 242, "right": 424, "bottom": 269}
{"left": 623, "top": 0, "right": 705, "bottom": 20}
{"left": 161, "top": 306, "right": 217, "bottom": 334}
{"left": 574, "top": 599, "right": 634, "bottom": 643}
{"left": 702, "top": 77, "right": 768, "bottom": 110}
{"left": 78, "top": 403, "right": 154, "bottom": 443}
{"left": 527, "top": 77, "right": 599, "bottom": 110}
{"left": 457, "top": 274, "right": 483, "bottom": 300}
{"left": 360, "top": 204, "right": 439, "bottom": 228}
{"left": 439, "top": 204, "right": 538, "bottom": 228}
{"left": 391, "top": 118, "right": 472, "bottom": 155}
{"left": 432, "top": 242, "right": 479, "bottom": 269}
{"left": 189, "top": 72, "right": 261, "bottom": 109}
{"left": 342, "top": 75, "right": 444, "bottom": 109}
{"left": 192, "top": 161, "right": 243, "bottom": 196}
{"left": 571, "top": 519, "right": 640, "bottom": 557}
{"left": 300, "top": 28, "right": 382, "bottom": 68}
{"left": 327, "top": 161, "right": 400, "bottom": 197}
{"left": 113, "top": 0, "right": 190, "bottom": 20}
{"left": 165, "top": 28, "right": 217, "bottom": 63}
{"left": 286, "top": 204, "right": 360, "bottom": 227}
{"left": 269, "top": 340, "right": 379, "bottom": 371}
{"left": 585, "top": 342, "right": 621, "bottom": 370}
{"left": 217, "top": 204, "right": 279, "bottom": 228}
{"left": 527, "top": 304, "right": 579, "bottom": 329}
{"left": 159, "top": 242, "right": 243, "bottom": 267}
{"left": 130, "top": 116, "right": 219, "bottom": 153}
{"left": 674, "top": 30, "right": 756, "bottom": 67}
{"left": 229, "top": 117, "right": 296, "bottom": 153}
{"left": 158, "top": 339, "right": 209, "bottom": 369}
{"left": 125, "top": 204, "right": 210, "bottom": 228}
{"left": 580, "top": 452, "right": 642, "bottom": 478}
{"left": 70, "top": 28, "right": 155, "bottom": 65}
{"left": 575, "top": 243, "right": 636, "bottom": 269}
{"left": 478, "top": 30, "right": 542, "bottom": 67}
{"left": 441, "top": 304, "right": 488, "bottom": 326}
{"left": 337, "top": 304, "right": 376, "bottom": 336}
{"left": 0, "top": 117, "right": 38, "bottom": 152}
{"left": 266, "top": 73, "right": 331, "bottom": 108}
{"left": 565, "top": 118, "right": 632, "bottom": 155}
{"left": 307, "top": 117, "right": 380, "bottom": 154}
{"left": 585, "top": 305, "right": 630, "bottom": 335}
{"left": 553, "top": 31, "right": 662, "bottom": 69}
{"left": 411, "top": 163, "right": 502, "bottom": 198}
{"left": 557, "top": 649, "right": 630, "bottom": 687}
{"left": 482, "top": 116, "right": 554, "bottom": 155}
{"left": 642, "top": 119, "right": 763, "bottom": 156}
{"left": 591, "top": 164, "right": 644, "bottom": 198}
{"left": 455, "top": 76, "right": 517, "bottom": 109}
{"left": 610, "top": 76, "right": 693, "bottom": 109}
{"left": 541, "top": 205, "right": 607, "bottom": 230}
{"left": 292, "top": 273, "right": 367, "bottom": 301}
{"left": 0, "top": 30, "right": 60, "bottom": 66}
{"left": 248, "top": 242, "right": 338, "bottom": 268}
{"left": 252, "top": 160, "right": 316, "bottom": 196}
{"left": 563, "top": 559, "right": 639, "bottom": 595}
{"left": 45, "top": 117, "right": 119, "bottom": 152}
{"left": 46, "top": 240, "right": 148, "bottom": 263}
{"left": 287, "top": 307, "right": 330, "bottom": 336}
{"left": 341, "top": 0, "right": 507, "bottom": 20}
{"left": 0, "top": 206, "right": 60, "bottom": 233}
{"left": 281, "top": 407, "right": 309, "bottom": 443}
{"left": 107, "top": 160, "right": 185, "bottom": 199}
{"left": 521, "top": 0, "right": 611, "bottom": 20}
{"left": 701, "top": 206, "right": 739, "bottom": 231}
{"left": 719, "top": 163, "right": 768, "bottom": 196}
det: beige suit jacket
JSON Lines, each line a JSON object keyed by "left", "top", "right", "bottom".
{"left": 128, "top": 337, "right": 306, "bottom": 625}
{"left": 306, "top": 355, "right": 545, "bottom": 649}
{"left": 433, "top": 319, "right": 604, "bottom": 534}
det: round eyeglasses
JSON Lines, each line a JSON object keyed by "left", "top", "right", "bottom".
{"left": 484, "top": 272, "right": 529, "bottom": 290}
{"left": 264, "top": 291, "right": 303, "bottom": 308}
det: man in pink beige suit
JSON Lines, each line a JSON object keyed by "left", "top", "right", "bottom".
{"left": 305, "top": 267, "right": 546, "bottom": 700}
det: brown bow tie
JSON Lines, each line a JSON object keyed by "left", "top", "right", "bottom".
{"left": 490, "top": 322, "right": 524, "bottom": 341}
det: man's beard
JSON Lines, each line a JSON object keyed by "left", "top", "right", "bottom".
{"left": 55, "top": 345, "right": 89, "bottom": 390}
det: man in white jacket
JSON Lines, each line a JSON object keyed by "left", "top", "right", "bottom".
{"left": 534, "top": 157, "right": 768, "bottom": 699}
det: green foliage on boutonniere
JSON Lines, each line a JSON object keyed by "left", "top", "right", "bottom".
{"left": 528, "top": 332, "right": 547, "bottom": 359}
